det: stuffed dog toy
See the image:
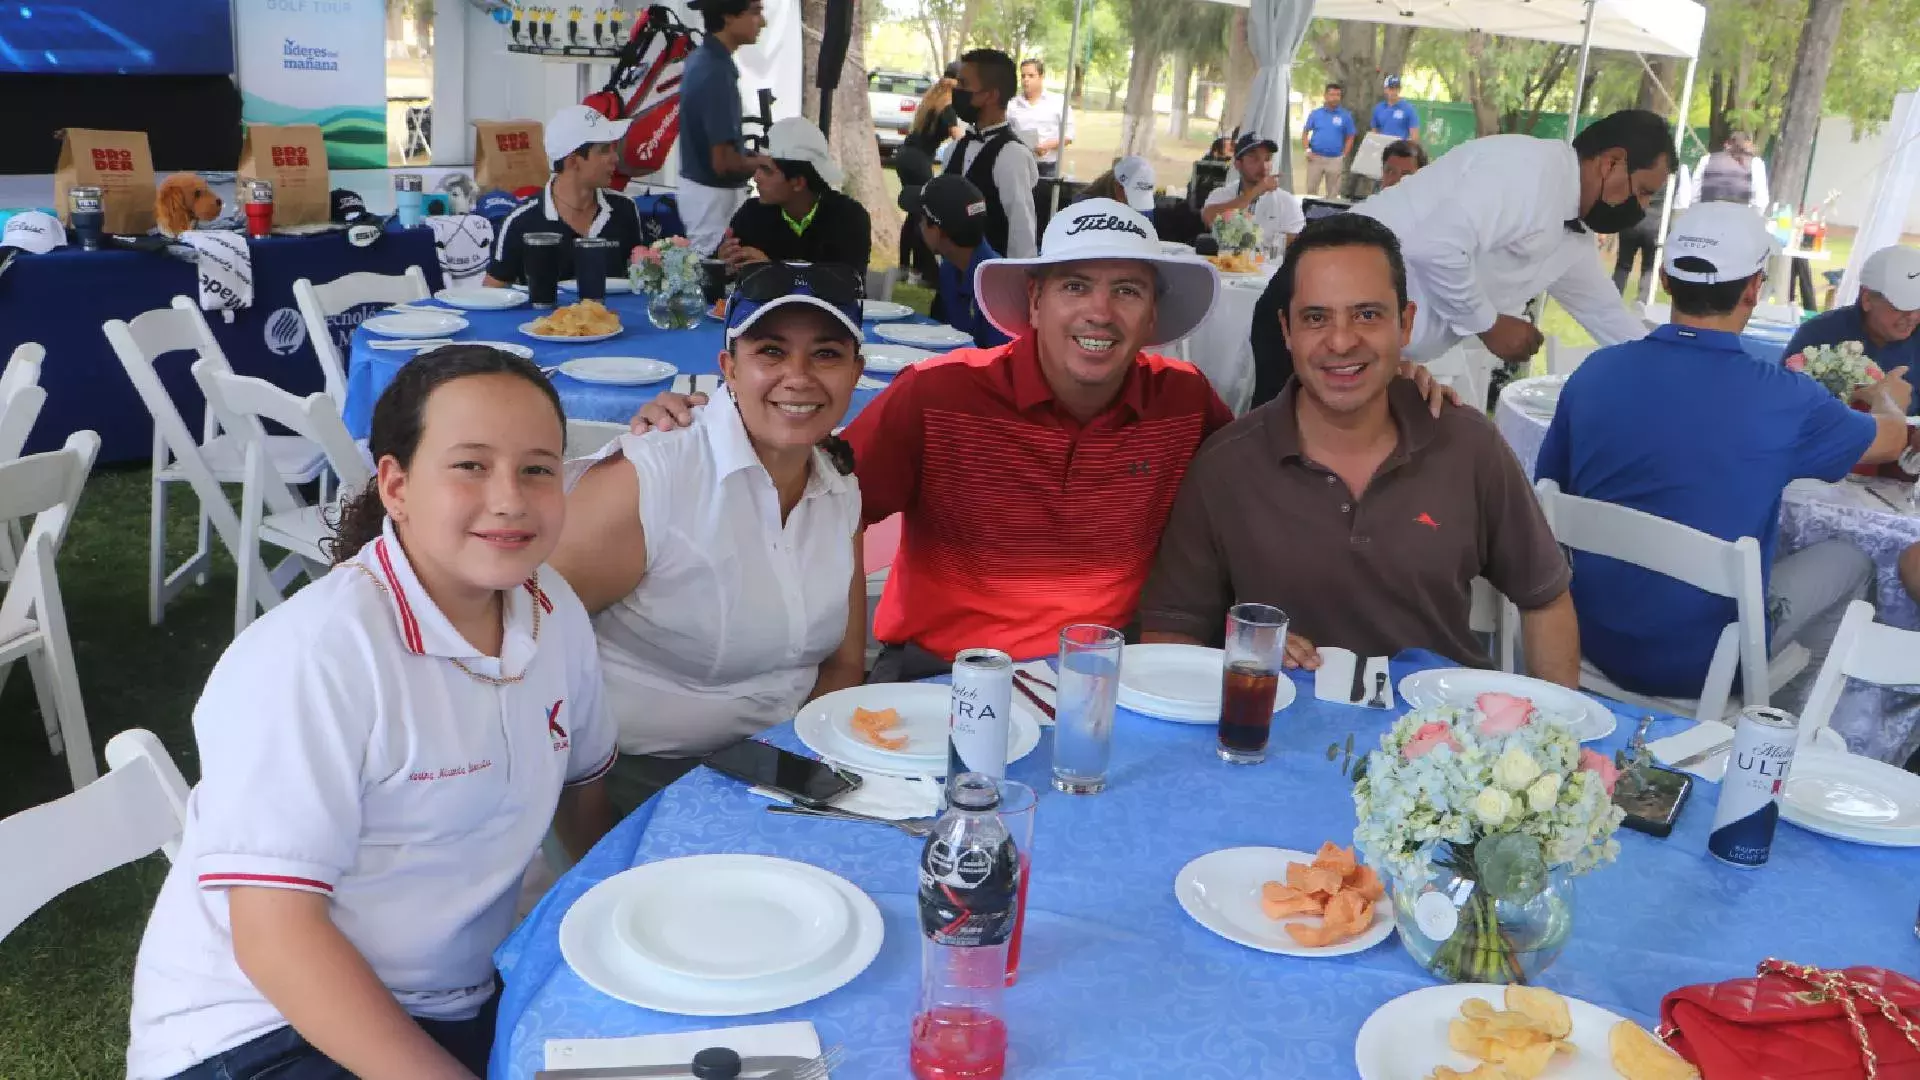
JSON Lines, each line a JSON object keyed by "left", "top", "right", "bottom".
{"left": 156, "top": 173, "right": 222, "bottom": 238}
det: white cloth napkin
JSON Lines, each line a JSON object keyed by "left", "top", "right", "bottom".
{"left": 670, "top": 373, "right": 721, "bottom": 396}
{"left": 425, "top": 214, "right": 494, "bottom": 286}
{"left": 545, "top": 1020, "right": 822, "bottom": 1072}
{"left": 1648, "top": 719, "right": 1735, "bottom": 782}
{"left": 1013, "top": 659, "right": 1057, "bottom": 724}
{"left": 751, "top": 772, "right": 942, "bottom": 820}
{"left": 181, "top": 229, "right": 253, "bottom": 315}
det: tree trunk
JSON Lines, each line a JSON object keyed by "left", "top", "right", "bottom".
{"left": 1121, "top": 48, "right": 1164, "bottom": 156}
{"left": 1379, "top": 26, "right": 1415, "bottom": 89}
{"left": 1221, "top": 9, "right": 1255, "bottom": 140}
{"left": 1194, "top": 77, "right": 1214, "bottom": 122}
{"left": 1169, "top": 53, "right": 1192, "bottom": 139}
{"left": 1771, "top": 0, "right": 1845, "bottom": 210}
{"left": 1636, "top": 56, "right": 1680, "bottom": 113}
{"left": 1465, "top": 32, "right": 1501, "bottom": 137}
{"left": 800, "top": 0, "right": 900, "bottom": 264}
{"left": 955, "top": 0, "right": 984, "bottom": 54}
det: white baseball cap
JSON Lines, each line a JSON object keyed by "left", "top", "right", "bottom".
{"left": 765, "top": 117, "right": 845, "bottom": 189}
{"left": 1, "top": 211, "right": 66, "bottom": 255}
{"left": 1662, "top": 203, "right": 1775, "bottom": 285}
{"left": 1860, "top": 245, "right": 1920, "bottom": 312}
{"left": 974, "top": 197, "right": 1218, "bottom": 346}
{"left": 1111, "top": 155, "right": 1157, "bottom": 212}
{"left": 543, "top": 104, "right": 634, "bottom": 161}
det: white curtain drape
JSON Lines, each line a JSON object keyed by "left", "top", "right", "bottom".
{"left": 1240, "top": 0, "right": 1316, "bottom": 177}
{"left": 1838, "top": 90, "right": 1920, "bottom": 307}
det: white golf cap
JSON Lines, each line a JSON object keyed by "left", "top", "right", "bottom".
{"left": 1111, "top": 155, "right": 1157, "bottom": 212}
{"left": 765, "top": 117, "right": 845, "bottom": 189}
{"left": 543, "top": 104, "right": 633, "bottom": 161}
{"left": 1662, "top": 203, "right": 1775, "bottom": 285}
{"left": 1860, "top": 245, "right": 1920, "bottom": 312}
{"left": 1, "top": 211, "right": 65, "bottom": 255}
{"left": 974, "top": 197, "right": 1218, "bottom": 346}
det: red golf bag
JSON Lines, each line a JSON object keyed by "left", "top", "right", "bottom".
{"left": 582, "top": 5, "right": 700, "bottom": 189}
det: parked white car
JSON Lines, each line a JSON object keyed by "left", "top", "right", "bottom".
{"left": 868, "top": 70, "right": 933, "bottom": 156}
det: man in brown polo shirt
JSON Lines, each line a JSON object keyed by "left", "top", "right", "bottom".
{"left": 1141, "top": 214, "right": 1579, "bottom": 681}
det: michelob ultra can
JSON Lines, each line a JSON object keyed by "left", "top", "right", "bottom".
{"left": 948, "top": 648, "right": 1014, "bottom": 783}
{"left": 1707, "top": 706, "right": 1798, "bottom": 868}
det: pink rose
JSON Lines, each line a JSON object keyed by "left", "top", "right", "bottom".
{"left": 1476, "top": 692, "right": 1535, "bottom": 737}
{"left": 1579, "top": 747, "right": 1620, "bottom": 795}
{"left": 1403, "top": 721, "right": 1462, "bottom": 761}
{"left": 1785, "top": 353, "right": 1808, "bottom": 373}
{"left": 671, "top": 236, "right": 691, "bottom": 247}
{"left": 1866, "top": 362, "right": 1885, "bottom": 380}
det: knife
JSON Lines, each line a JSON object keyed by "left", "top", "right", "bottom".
{"left": 1011, "top": 671, "right": 1055, "bottom": 722}
{"left": 535, "top": 1056, "right": 809, "bottom": 1079}
{"left": 1668, "top": 739, "right": 1734, "bottom": 771}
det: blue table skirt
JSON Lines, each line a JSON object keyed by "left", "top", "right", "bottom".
{"left": 1740, "top": 318, "right": 1798, "bottom": 364}
{"left": 342, "top": 291, "right": 945, "bottom": 438}
{"left": 491, "top": 650, "right": 1920, "bottom": 1079}
{"left": 0, "top": 227, "right": 443, "bottom": 464}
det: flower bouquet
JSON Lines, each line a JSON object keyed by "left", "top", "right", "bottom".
{"left": 1211, "top": 208, "right": 1262, "bottom": 254}
{"left": 1784, "top": 340, "right": 1884, "bottom": 401}
{"left": 628, "top": 236, "right": 707, "bottom": 330}
{"left": 1352, "top": 693, "right": 1625, "bottom": 984}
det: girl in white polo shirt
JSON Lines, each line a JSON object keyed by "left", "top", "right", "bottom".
{"left": 127, "top": 347, "right": 618, "bottom": 1080}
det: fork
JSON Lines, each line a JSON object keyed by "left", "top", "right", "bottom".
{"left": 767, "top": 804, "right": 936, "bottom": 837}
{"left": 763, "top": 1044, "right": 844, "bottom": 1080}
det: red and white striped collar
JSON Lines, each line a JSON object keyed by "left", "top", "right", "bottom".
{"left": 355, "top": 521, "right": 550, "bottom": 660}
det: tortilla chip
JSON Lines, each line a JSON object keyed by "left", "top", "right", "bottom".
{"left": 1311, "top": 841, "right": 1358, "bottom": 878}
{"left": 1259, "top": 882, "right": 1324, "bottom": 919}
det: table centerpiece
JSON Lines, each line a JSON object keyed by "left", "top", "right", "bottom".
{"left": 629, "top": 236, "right": 706, "bottom": 330}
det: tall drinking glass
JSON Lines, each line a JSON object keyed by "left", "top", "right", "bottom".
{"left": 523, "top": 232, "right": 563, "bottom": 308}
{"left": 997, "top": 779, "right": 1037, "bottom": 986}
{"left": 572, "top": 236, "right": 615, "bottom": 301}
{"left": 1218, "top": 603, "right": 1288, "bottom": 764}
{"left": 1051, "top": 624, "right": 1123, "bottom": 794}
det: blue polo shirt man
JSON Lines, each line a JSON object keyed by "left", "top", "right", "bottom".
{"left": 1300, "top": 84, "right": 1356, "bottom": 198}
{"left": 1370, "top": 76, "right": 1420, "bottom": 140}
{"left": 1536, "top": 204, "right": 1914, "bottom": 703}
{"left": 1784, "top": 244, "right": 1920, "bottom": 411}
{"left": 908, "top": 174, "right": 1010, "bottom": 349}
{"left": 677, "top": 0, "right": 768, "bottom": 254}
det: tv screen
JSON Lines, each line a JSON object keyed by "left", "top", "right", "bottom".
{"left": 0, "top": 2, "right": 235, "bottom": 75}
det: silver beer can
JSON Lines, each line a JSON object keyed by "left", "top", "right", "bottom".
{"left": 1707, "top": 706, "right": 1798, "bottom": 868}
{"left": 948, "top": 648, "right": 1014, "bottom": 783}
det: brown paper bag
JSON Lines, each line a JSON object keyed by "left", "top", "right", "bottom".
{"left": 473, "top": 120, "right": 550, "bottom": 193}
{"left": 237, "top": 124, "right": 332, "bottom": 226}
{"left": 54, "top": 128, "right": 157, "bottom": 236}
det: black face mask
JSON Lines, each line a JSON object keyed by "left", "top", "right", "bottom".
{"left": 1582, "top": 162, "right": 1646, "bottom": 234}
{"left": 951, "top": 87, "right": 981, "bottom": 125}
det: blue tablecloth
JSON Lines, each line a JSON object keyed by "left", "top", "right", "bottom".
{"left": 342, "top": 291, "right": 945, "bottom": 438}
{"left": 490, "top": 650, "right": 1919, "bottom": 1079}
{"left": 0, "top": 227, "right": 442, "bottom": 464}
{"left": 1740, "top": 318, "right": 1798, "bottom": 364}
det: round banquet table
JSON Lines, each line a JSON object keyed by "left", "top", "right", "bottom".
{"left": 1496, "top": 374, "right": 1920, "bottom": 762}
{"left": 488, "top": 650, "right": 1919, "bottom": 1079}
{"left": 1174, "top": 270, "right": 1271, "bottom": 415}
{"left": 1739, "top": 317, "right": 1799, "bottom": 364}
{"left": 340, "top": 289, "right": 951, "bottom": 439}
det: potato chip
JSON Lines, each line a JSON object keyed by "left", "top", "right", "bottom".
{"left": 1427, "top": 1067, "right": 1516, "bottom": 1080}
{"left": 1285, "top": 862, "right": 1344, "bottom": 897}
{"left": 1504, "top": 985, "right": 1573, "bottom": 1040}
{"left": 1346, "top": 863, "right": 1386, "bottom": 901}
{"left": 529, "top": 299, "right": 621, "bottom": 337}
{"left": 1609, "top": 1020, "right": 1700, "bottom": 1080}
{"left": 1310, "top": 840, "right": 1358, "bottom": 878}
{"left": 1448, "top": 1019, "right": 1496, "bottom": 1059}
{"left": 1487, "top": 1039, "right": 1556, "bottom": 1079}
{"left": 1259, "top": 882, "right": 1324, "bottom": 919}
{"left": 1460, "top": 998, "right": 1497, "bottom": 1020}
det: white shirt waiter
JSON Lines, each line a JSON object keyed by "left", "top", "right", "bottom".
{"left": 127, "top": 524, "right": 616, "bottom": 1079}
{"left": 1354, "top": 134, "right": 1647, "bottom": 363}
{"left": 1007, "top": 89, "right": 1074, "bottom": 166}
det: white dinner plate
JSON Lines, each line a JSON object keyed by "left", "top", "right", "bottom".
{"left": 1506, "top": 376, "right": 1567, "bottom": 422}
{"left": 555, "top": 357, "right": 678, "bottom": 386}
{"left": 461, "top": 340, "right": 536, "bottom": 360}
{"left": 1159, "top": 240, "right": 1195, "bottom": 256}
{"left": 1116, "top": 643, "right": 1295, "bottom": 724}
{"left": 518, "top": 321, "right": 623, "bottom": 344}
{"left": 1356, "top": 983, "right": 1634, "bottom": 1080}
{"left": 362, "top": 311, "right": 470, "bottom": 338}
{"left": 1397, "top": 668, "right": 1616, "bottom": 743}
{"left": 560, "top": 277, "right": 635, "bottom": 294}
{"left": 1780, "top": 748, "right": 1920, "bottom": 847}
{"left": 1174, "top": 847, "right": 1394, "bottom": 959}
{"left": 1223, "top": 276, "right": 1268, "bottom": 292}
{"left": 561, "top": 859, "right": 882, "bottom": 1016}
{"left": 863, "top": 344, "right": 935, "bottom": 374}
{"left": 435, "top": 286, "right": 527, "bottom": 310}
{"left": 873, "top": 322, "right": 971, "bottom": 348}
{"left": 861, "top": 300, "right": 913, "bottom": 321}
{"left": 795, "top": 683, "right": 1043, "bottom": 778}
{"left": 608, "top": 855, "right": 852, "bottom": 982}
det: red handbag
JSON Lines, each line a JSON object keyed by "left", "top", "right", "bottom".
{"left": 1658, "top": 959, "right": 1920, "bottom": 1079}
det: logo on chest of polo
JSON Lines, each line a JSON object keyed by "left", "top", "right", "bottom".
{"left": 547, "top": 699, "right": 569, "bottom": 752}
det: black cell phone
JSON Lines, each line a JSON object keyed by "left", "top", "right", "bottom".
{"left": 701, "top": 741, "right": 861, "bottom": 809}
{"left": 1614, "top": 765, "right": 1693, "bottom": 838}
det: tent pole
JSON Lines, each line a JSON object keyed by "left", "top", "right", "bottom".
{"left": 1655, "top": 54, "right": 1700, "bottom": 254}
{"left": 1051, "top": 0, "right": 1086, "bottom": 218}
{"left": 1565, "top": 0, "right": 1598, "bottom": 143}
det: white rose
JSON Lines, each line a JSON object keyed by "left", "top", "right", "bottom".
{"left": 1527, "top": 772, "right": 1563, "bottom": 813}
{"left": 1472, "top": 787, "right": 1513, "bottom": 827}
{"left": 1492, "top": 746, "right": 1542, "bottom": 791}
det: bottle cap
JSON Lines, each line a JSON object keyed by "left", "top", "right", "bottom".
{"left": 691, "top": 1047, "right": 743, "bottom": 1079}
{"left": 948, "top": 772, "right": 1001, "bottom": 811}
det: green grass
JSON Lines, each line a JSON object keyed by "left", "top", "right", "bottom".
{"left": 0, "top": 466, "right": 241, "bottom": 1079}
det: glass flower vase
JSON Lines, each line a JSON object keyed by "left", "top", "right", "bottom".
{"left": 646, "top": 285, "right": 706, "bottom": 331}
{"left": 1390, "top": 841, "right": 1575, "bottom": 985}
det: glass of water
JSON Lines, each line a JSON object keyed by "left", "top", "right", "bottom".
{"left": 1051, "top": 624, "right": 1124, "bottom": 794}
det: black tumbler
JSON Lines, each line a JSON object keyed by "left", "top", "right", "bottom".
{"left": 700, "top": 258, "right": 730, "bottom": 306}
{"left": 68, "top": 186, "right": 105, "bottom": 251}
{"left": 572, "top": 236, "right": 614, "bottom": 302}
{"left": 524, "top": 232, "right": 563, "bottom": 308}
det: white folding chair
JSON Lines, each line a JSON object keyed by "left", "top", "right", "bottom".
{"left": 0, "top": 432, "right": 103, "bottom": 788}
{"left": 1544, "top": 337, "right": 1597, "bottom": 378}
{"left": 0, "top": 346, "right": 49, "bottom": 584}
{"left": 565, "top": 419, "right": 627, "bottom": 460}
{"left": 193, "top": 362, "right": 374, "bottom": 634}
{"left": 1468, "top": 577, "right": 1518, "bottom": 674}
{"left": 1534, "top": 479, "right": 1807, "bottom": 724}
{"left": 1640, "top": 301, "right": 1671, "bottom": 329}
{"left": 0, "top": 728, "right": 189, "bottom": 941}
{"left": 1755, "top": 301, "right": 1800, "bottom": 325}
{"left": 293, "top": 266, "right": 432, "bottom": 405}
{"left": 864, "top": 268, "right": 900, "bottom": 303}
{"left": 1799, "top": 600, "right": 1920, "bottom": 752}
{"left": 1, "top": 343, "right": 44, "bottom": 409}
{"left": 104, "top": 296, "right": 328, "bottom": 626}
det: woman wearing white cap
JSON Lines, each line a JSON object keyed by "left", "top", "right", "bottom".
{"left": 717, "top": 117, "right": 872, "bottom": 271}
{"left": 551, "top": 264, "right": 869, "bottom": 806}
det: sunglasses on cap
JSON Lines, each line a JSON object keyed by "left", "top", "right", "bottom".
{"left": 725, "top": 262, "right": 867, "bottom": 338}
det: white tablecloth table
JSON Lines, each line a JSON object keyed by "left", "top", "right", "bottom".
{"left": 1174, "top": 271, "right": 1269, "bottom": 414}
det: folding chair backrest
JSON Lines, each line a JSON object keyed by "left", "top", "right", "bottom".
{"left": 104, "top": 299, "right": 233, "bottom": 461}
{"left": 295, "top": 267, "right": 431, "bottom": 403}
{"left": 0, "top": 384, "right": 47, "bottom": 463}
{"left": 1800, "top": 600, "right": 1920, "bottom": 745}
{"left": 1, "top": 343, "right": 44, "bottom": 403}
{"left": 0, "top": 728, "right": 189, "bottom": 942}
{"left": 0, "top": 431, "right": 99, "bottom": 557}
{"left": 1535, "top": 478, "right": 1770, "bottom": 705}
{"left": 195, "top": 364, "right": 372, "bottom": 493}
{"left": 566, "top": 419, "right": 627, "bottom": 460}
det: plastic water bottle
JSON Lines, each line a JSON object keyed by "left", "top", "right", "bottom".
{"left": 910, "top": 773, "right": 1018, "bottom": 1080}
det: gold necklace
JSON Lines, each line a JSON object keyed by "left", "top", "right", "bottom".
{"left": 348, "top": 565, "right": 544, "bottom": 687}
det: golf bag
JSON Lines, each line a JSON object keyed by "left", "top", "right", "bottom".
{"left": 582, "top": 5, "right": 700, "bottom": 189}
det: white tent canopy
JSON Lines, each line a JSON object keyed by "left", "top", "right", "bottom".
{"left": 1201, "top": 0, "right": 1705, "bottom": 60}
